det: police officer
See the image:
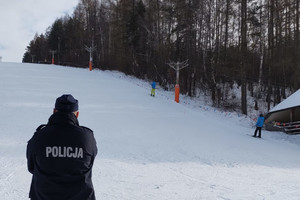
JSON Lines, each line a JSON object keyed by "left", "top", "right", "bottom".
{"left": 27, "top": 94, "right": 97, "bottom": 200}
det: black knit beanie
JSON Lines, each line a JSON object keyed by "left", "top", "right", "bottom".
{"left": 55, "top": 94, "right": 79, "bottom": 112}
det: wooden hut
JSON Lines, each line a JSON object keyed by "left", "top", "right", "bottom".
{"left": 265, "top": 89, "right": 300, "bottom": 134}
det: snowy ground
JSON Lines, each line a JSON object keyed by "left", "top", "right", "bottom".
{"left": 1, "top": 62, "right": 300, "bottom": 200}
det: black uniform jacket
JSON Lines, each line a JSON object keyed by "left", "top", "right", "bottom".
{"left": 27, "top": 112, "right": 97, "bottom": 200}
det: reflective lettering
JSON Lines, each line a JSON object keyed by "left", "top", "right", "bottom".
{"left": 45, "top": 146, "right": 83, "bottom": 158}
{"left": 52, "top": 146, "right": 58, "bottom": 157}
{"left": 67, "top": 147, "right": 73, "bottom": 157}
{"left": 77, "top": 148, "right": 83, "bottom": 158}
{"left": 73, "top": 148, "right": 77, "bottom": 158}
{"left": 46, "top": 147, "right": 52, "bottom": 157}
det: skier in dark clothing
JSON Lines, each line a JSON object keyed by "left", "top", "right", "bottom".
{"left": 27, "top": 94, "right": 97, "bottom": 200}
{"left": 253, "top": 114, "right": 265, "bottom": 138}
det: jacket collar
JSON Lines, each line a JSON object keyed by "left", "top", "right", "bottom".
{"left": 48, "top": 112, "right": 79, "bottom": 126}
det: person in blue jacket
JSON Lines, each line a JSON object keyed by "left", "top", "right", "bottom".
{"left": 151, "top": 81, "right": 156, "bottom": 96}
{"left": 253, "top": 114, "right": 265, "bottom": 138}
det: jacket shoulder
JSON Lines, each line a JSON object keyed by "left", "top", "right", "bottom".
{"left": 36, "top": 124, "right": 47, "bottom": 131}
{"left": 80, "top": 126, "right": 93, "bottom": 133}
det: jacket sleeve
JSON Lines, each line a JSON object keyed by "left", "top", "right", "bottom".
{"left": 255, "top": 119, "right": 259, "bottom": 126}
{"left": 81, "top": 126, "right": 98, "bottom": 157}
{"left": 26, "top": 136, "right": 35, "bottom": 174}
{"left": 90, "top": 132, "right": 98, "bottom": 158}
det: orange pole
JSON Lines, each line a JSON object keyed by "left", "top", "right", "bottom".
{"left": 89, "top": 61, "right": 92, "bottom": 71}
{"left": 175, "top": 84, "right": 180, "bottom": 103}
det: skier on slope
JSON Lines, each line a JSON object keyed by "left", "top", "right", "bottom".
{"left": 151, "top": 81, "right": 156, "bottom": 97}
{"left": 26, "top": 94, "right": 97, "bottom": 200}
{"left": 253, "top": 114, "right": 265, "bottom": 138}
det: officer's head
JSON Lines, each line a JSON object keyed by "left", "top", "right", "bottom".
{"left": 54, "top": 94, "right": 79, "bottom": 118}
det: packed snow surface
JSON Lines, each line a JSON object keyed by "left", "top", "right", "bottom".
{"left": 1, "top": 62, "right": 300, "bottom": 200}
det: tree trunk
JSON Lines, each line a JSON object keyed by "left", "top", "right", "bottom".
{"left": 296, "top": 0, "right": 299, "bottom": 67}
{"left": 241, "top": 0, "right": 247, "bottom": 115}
{"left": 267, "top": 0, "right": 275, "bottom": 111}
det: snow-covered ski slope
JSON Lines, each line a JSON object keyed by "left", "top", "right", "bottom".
{"left": 1, "top": 62, "right": 300, "bottom": 200}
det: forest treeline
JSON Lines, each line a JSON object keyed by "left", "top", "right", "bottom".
{"left": 23, "top": 0, "right": 300, "bottom": 114}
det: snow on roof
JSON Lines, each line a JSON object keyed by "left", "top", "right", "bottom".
{"left": 269, "top": 89, "right": 300, "bottom": 113}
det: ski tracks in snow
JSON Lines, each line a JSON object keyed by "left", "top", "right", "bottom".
{"left": 0, "top": 157, "right": 29, "bottom": 200}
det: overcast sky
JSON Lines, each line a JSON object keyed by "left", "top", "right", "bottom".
{"left": 0, "top": 0, "right": 79, "bottom": 62}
